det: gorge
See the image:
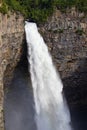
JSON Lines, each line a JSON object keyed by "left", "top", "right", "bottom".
{"left": 0, "top": 7, "right": 87, "bottom": 130}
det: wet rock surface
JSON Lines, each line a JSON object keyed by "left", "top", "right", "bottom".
{"left": 63, "top": 58, "right": 87, "bottom": 130}
{"left": 63, "top": 58, "right": 87, "bottom": 107}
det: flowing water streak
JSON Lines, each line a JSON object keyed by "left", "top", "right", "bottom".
{"left": 25, "top": 22, "right": 72, "bottom": 130}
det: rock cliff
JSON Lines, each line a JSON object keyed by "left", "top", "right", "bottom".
{"left": 39, "top": 8, "right": 87, "bottom": 108}
{"left": 40, "top": 8, "right": 87, "bottom": 77}
{"left": 0, "top": 12, "right": 24, "bottom": 130}
{"left": 0, "top": 8, "right": 87, "bottom": 129}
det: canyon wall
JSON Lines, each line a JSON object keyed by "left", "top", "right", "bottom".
{"left": 40, "top": 8, "right": 87, "bottom": 107}
{"left": 0, "top": 12, "right": 24, "bottom": 130}
{"left": 0, "top": 8, "right": 87, "bottom": 129}
{"left": 40, "top": 8, "right": 87, "bottom": 77}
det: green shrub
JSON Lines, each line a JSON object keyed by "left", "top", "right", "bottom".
{"left": 75, "top": 28, "right": 85, "bottom": 35}
{"left": 0, "top": 0, "right": 87, "bottom": 23}
{"left": 0, "top": 2, "right": 8, "bottom": 14}
{"left": 58, "top": 29, "right": 64, "bottom": 33}
{"left": 76, "top": 0, "right": 87, "bottom": 12}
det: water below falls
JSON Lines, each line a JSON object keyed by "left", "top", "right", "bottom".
{"left": 25, "top": 22, "right": 72, "bottom": 130}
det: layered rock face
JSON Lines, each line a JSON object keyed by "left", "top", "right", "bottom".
{"left": 40, "top": 9, "right": 87, "bottom": 77}
{"left": 40, "top": 8, "right": 87, "bottom": 107}
{"left": 0, "top": 12, "right": 24, "bottom": 130}
{"left": 0, "top": 8, "right": 87, "bottom": 129}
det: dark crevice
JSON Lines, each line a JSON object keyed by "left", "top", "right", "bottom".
{"left": 17, "top": 37, "right": 29, "bottom": 75}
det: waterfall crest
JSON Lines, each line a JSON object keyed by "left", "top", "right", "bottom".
{"left": 25, "top": 22, "right": 72, "bottom": 130}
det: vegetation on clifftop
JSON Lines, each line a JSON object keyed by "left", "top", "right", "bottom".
{"left": 0, "top": 0, "right": 87, "bottom": 22}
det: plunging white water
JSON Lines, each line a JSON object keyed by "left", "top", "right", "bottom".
{"left": 25, "top": 22, "right": 72, "bottom": 130}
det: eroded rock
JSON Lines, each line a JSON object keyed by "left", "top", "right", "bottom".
{"left": 0, "top": 12, "right": 24, "bottom": 130}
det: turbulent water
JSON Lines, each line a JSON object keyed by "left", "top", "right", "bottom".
{"left": 25, "top": 22, "right": 72, "bottom": 130}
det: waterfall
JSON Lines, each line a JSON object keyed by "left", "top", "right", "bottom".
{"left": 25, "top": 22, "right": 72, "bottom": 130}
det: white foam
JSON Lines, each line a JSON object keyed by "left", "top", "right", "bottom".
{"left": 25, "top": 22, "right": 72, "bottom": 130}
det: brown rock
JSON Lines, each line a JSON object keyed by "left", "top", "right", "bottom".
{"left": 0, "top": 12, "right": 24, "bottom": 130}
